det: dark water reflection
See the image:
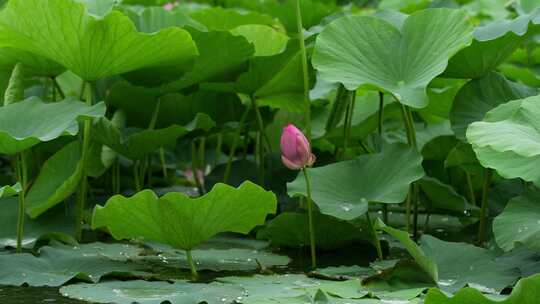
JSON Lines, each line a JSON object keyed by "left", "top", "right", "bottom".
{"left": 0, "top": 286, "right": 93, "bottom": 304}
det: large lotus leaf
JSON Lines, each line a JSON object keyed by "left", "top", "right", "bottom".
{"left": 190, "top": 7, "right": 278, "bottom": 31}
{"left": 493, "top": 190, "right": 540, "bottom": 252}
{"left": 0, "top": 0, "right": 198, "bottom": 81}
{"left": 0, "top": 197, "right": 74, "bottom": 248}
{"left": 60, "top": 280, "right": 245, "bottom": 304}
{"left": 466, "top": 95, "right": 540, "bottom": 186}
{"left": 444, "top": 12, "right": 540, "bottom": 78}
{"left": 0, "top": 243, "right": 150, "bottom": 286}
{"left": 418, "top": 177, "right": 478, "bottom": 213}
{"left": 0, "top": 48, "right": 64, "bottom": 77}
{"left": 234, "top": 39, "right": 306, "bottom": 112}
{"left": 312, "top": 8, "right": 473, "bottom": 108}
{"left": 425, "top": 274, "right": 540, "bottom": 304}
{"left": 288, "top": 144, "right": 424, "bottom": 221}
{"left": 92, "top": 113, "right": 215, "bottom": 160}
{"left": 160, "top": 29, "right": 254, "bottom": 93}
{"left": 106, "top": 82, "right": 244, "bottom": 128}
{"left": 230, "top": 25, "right": 289, "bottom": 57}
{"left": 224, "top": 0, "right": 339, "bottom": 33}
{"left": 256, "top": 212, "right": 368, "bottom": 250}
{"left": 25, "top": 141, "right": 82, "bottom": 218}
{"left": 145, "top": 241, "right": 290, "bottom": 272}
{"left": 420, "top": 235, "right": 530, "bottom": 293}
{"left": 92, "top": 181, "right": 277, "bottom": 250}
{"left": 0, "top": 97, "right": 105, "bottom": 155}
{"left": 375, "top": 220, "right": 438, "bottom": 283}
{"left": 124, "top": 6, "right": 206, "bottom": 33}
{"left": 450, "top": 72, "right": 536, "bottom": 141}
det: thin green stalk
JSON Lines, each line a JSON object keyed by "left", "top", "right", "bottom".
{"left": 478, "top": 168, "right": 493, "bottom": 245}
{"left": 405, "top": 188, "right": 411, "bottom": 232}
{"left": 341, "top": 91, "right": 356, "bottom": 160}
{"left": 75, "top": 82, "right": 93, "bottom": 242}
{"left": 139, "top": 99, "right": 162, "bottom": 188}
{"left": 465, "top": 172, "right": 476, "bottom": 206}
{"left": 400, "top": 103, "right": 419, "bottom": 237}
{"left": 365, "top": 210, "right": 383, "bottom": 260}
{"left": 377, "top": 91, "right": 388, "bottom": 224}
{"left": 424, "top": 211, "right": 431, "bottom": 233}
{"left": 250, "top": 97, "right": 272, "bottom": 153}
{"left": 198, "top": 137, "right": 207, "bottom": 193}
{"left": 185, "top": 249, "right": 199, "bottom": 281}
{"left": 255, "top": 131, "right": 265, "bottom": 186}
{"left": 52, "top": 77, "right": 65, "bottom": 100}
{"left": 224, "top": 108, "right": 250, "bottom": 184}
{"left": 159, "top": 148, "right": 168, "bottom": 179}
{"left": 15, "top": 151, "right": 27, "bottom": 253}
{"left": 295, "top": 0, "right": 311, "bottom": 140}
{"left": 133, "top": 161, "right": 142, "bottom": 192}
{"left": 302, "top": 168, "right": 317, "bottom": 269}
{"left": 214, "top": 133, "right": 223, "bottom": 168}
{"left": 112, "top": 160, "right": 120, "bottom": 194}
{"left": 412, "top": 184, "right": 419, "bottom": 241}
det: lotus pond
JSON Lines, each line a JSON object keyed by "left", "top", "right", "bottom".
{"left": 2, "top": 0, "right": 540, "bottom": 303}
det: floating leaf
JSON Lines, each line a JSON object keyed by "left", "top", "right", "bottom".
{"left": 92, "top": 181, "right": 277, "bottom": 250}
{"left": 425, "top": 274, "right": 540, "bottom": 304}
{"left": 60, "top": 280, "right": 244, "bottom": 304}
{"left": 0, "top": 0, "right": 198, "bottom": 81}
{"left": 0, "top": 242, "right": 149, "bottom": 286}
{"left": 494, "top": 190, "right": 540, "bottom": 252}
{"left": 466, "top": 94, "right": 540, "bottom": 186}
{"left": 312, "top": 8, "right": 473, "bottom": 108}
{"left": 0, "top": 97, "right": 105, "bottom": 155}
{"left": 288, "top": 144, "right": 424, "bottom": 220}
{"left": 450, "top": 72, "right": 536, "bottom": 141}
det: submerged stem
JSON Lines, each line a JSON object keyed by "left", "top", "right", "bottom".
{"left": 295, "top": 0, "right": 311, "bottom": 140}
{"left": 75, "top": 82, "right": 93, "bottom": 242}
{"left": 478, "top": 168, "right": 493, "bottom": 245}
{"left": 186, "top": 249, "right": 199, "bottom": 281}
{"left": 302, "top": 167, "right": 317, "bottom": 269}
{"left": 365, "top": 210, "right": 383, "bottom": 260}
{"left": 15, "top": 151, "right": 27, "bottom": 253}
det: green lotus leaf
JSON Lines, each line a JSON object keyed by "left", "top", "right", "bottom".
{"left": 124, "top": 5, "right": 206, "bottom": 33}
{"left": 288, "top": 144, "right": 424, "bottom": 220}
{"left": 190, "top": 7, "right": 279, "bottom": 30}
{"left": 418, "top": 177, "right": 478, "bottom": 213}
{"left": 230, "top": 25, "right": 289, "bottom": 57}
{"left": 444, "top": 12, "right": 540, "bottom": 78}
{"left": 25, "top": 141, "right": 83, "bottom": 218}
{"left": 160, "top": 29, "right": 255, "bottom": 93}
{"left": 92, "top": 113, "right": 215, "bottom": 160}
{"left": 466, "top": 94, "right": 540, "bottom": 186}
{"left": 60, "top": 280, "right": 245, "bottom": 304}
{"left": 451, "top": 72, "right": 536, "bottom": 141}
{"left": 0, "top": 48, "right": 64, "bottom": 77}
{"left": 425, "top": 274, "right": 540, "bottom": 304}
{"left": 0, "top": 97, "right": 105, "bottom": 155}
{"left": 378, "top": 0, "right": 430, "bottom": 13}
{"left": 0, "top": 197, "right": 75, "bottom": 249}
{"left": 493, "top": 190, "right": 540, "bottom": 252}
{"left": 375, "top": 219, "right": 438, "bottom": 283}
{"left": 0, "top": 0, "right": 198, "bottom": 81}
{"left": 420, "top": 235, "right": 531, "bottom": 293}
{"left": 312, "top": 8, "right": 473, "bottom": 108}
{"left": 256, "top": 212, "right": 369, "bottom": 250}
{"left": 0, "top": 242, "right": 150, "bottom": 286}
{"left": 92, "top": 181, "right": 277, "bottom": 250}
{"left": 0, "top": 183, "right": 20, "bottom": 198}
{"left": 234, "top": 39, "right": 307, "bottom": 112}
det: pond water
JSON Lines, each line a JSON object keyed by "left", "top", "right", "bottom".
{"left": 0, "top": 286, "right": 92, "bottom": 303}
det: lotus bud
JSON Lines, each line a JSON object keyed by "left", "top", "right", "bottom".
{"left": 163, "top": 2, "right": 177, "bottom": 10}
{"left": 280, "top": 124, "right": 315, "bottom": 170}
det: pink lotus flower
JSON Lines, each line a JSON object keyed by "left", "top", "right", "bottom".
{"left": 280, "top": 124, "right": 315, "bottom": 170}
{"left": 163, "top": 1, "right": 179, "bottom": 11}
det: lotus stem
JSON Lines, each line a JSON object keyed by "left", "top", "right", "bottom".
{"left": 75, "top": 82, "right": 93, "bottom": 242}
{"left": 138, "top": 98, "right": 162, "bottom": 188}
{"left": 250, "top": 96, "right": 272, "bottom": 153}
{"left": 295, "top": 0, "right": 311, "bottom": 140}
{"left": 365, "top": 210, "right": 383, "bottom": 260}
{"left": 133, "top": 161, "right": 142, "bottom": 192}
{"left": 224, "top": 108, "right": 249, "bottom": 184}
{"left": 214, "top": 133, "right": 223, "bottom": 168}
{"left": 302, "top": 167, "right": 317, "bottom": 269}
{"left": 478, "top": 168, "right": 493, "bottom": 245}
{"left": 159, "top": 148, "right": 167, "bottom": 179}
{"left": 185, "top": 249, "right": 199, "bottom": 281}
{"left": 15, "top": 151, "right": 27, "bottom": 253}
{"left": 112, "top": 160, "right": 121, "bottom": 194}
{"left": 342, "top": 90, "right": 356, "bottom": 160}
{"left": 465, "top": 172, "right": 476, "bottom": 206}
{"left": 52, "top": 77, "right": 65, "bottom": 100}
{"left": 191, "top": 139, "right": 205, "bottom": 195}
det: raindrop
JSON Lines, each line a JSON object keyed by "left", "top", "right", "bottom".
{"left": 340, "top": 203, "right": 353, "bottom": 212}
